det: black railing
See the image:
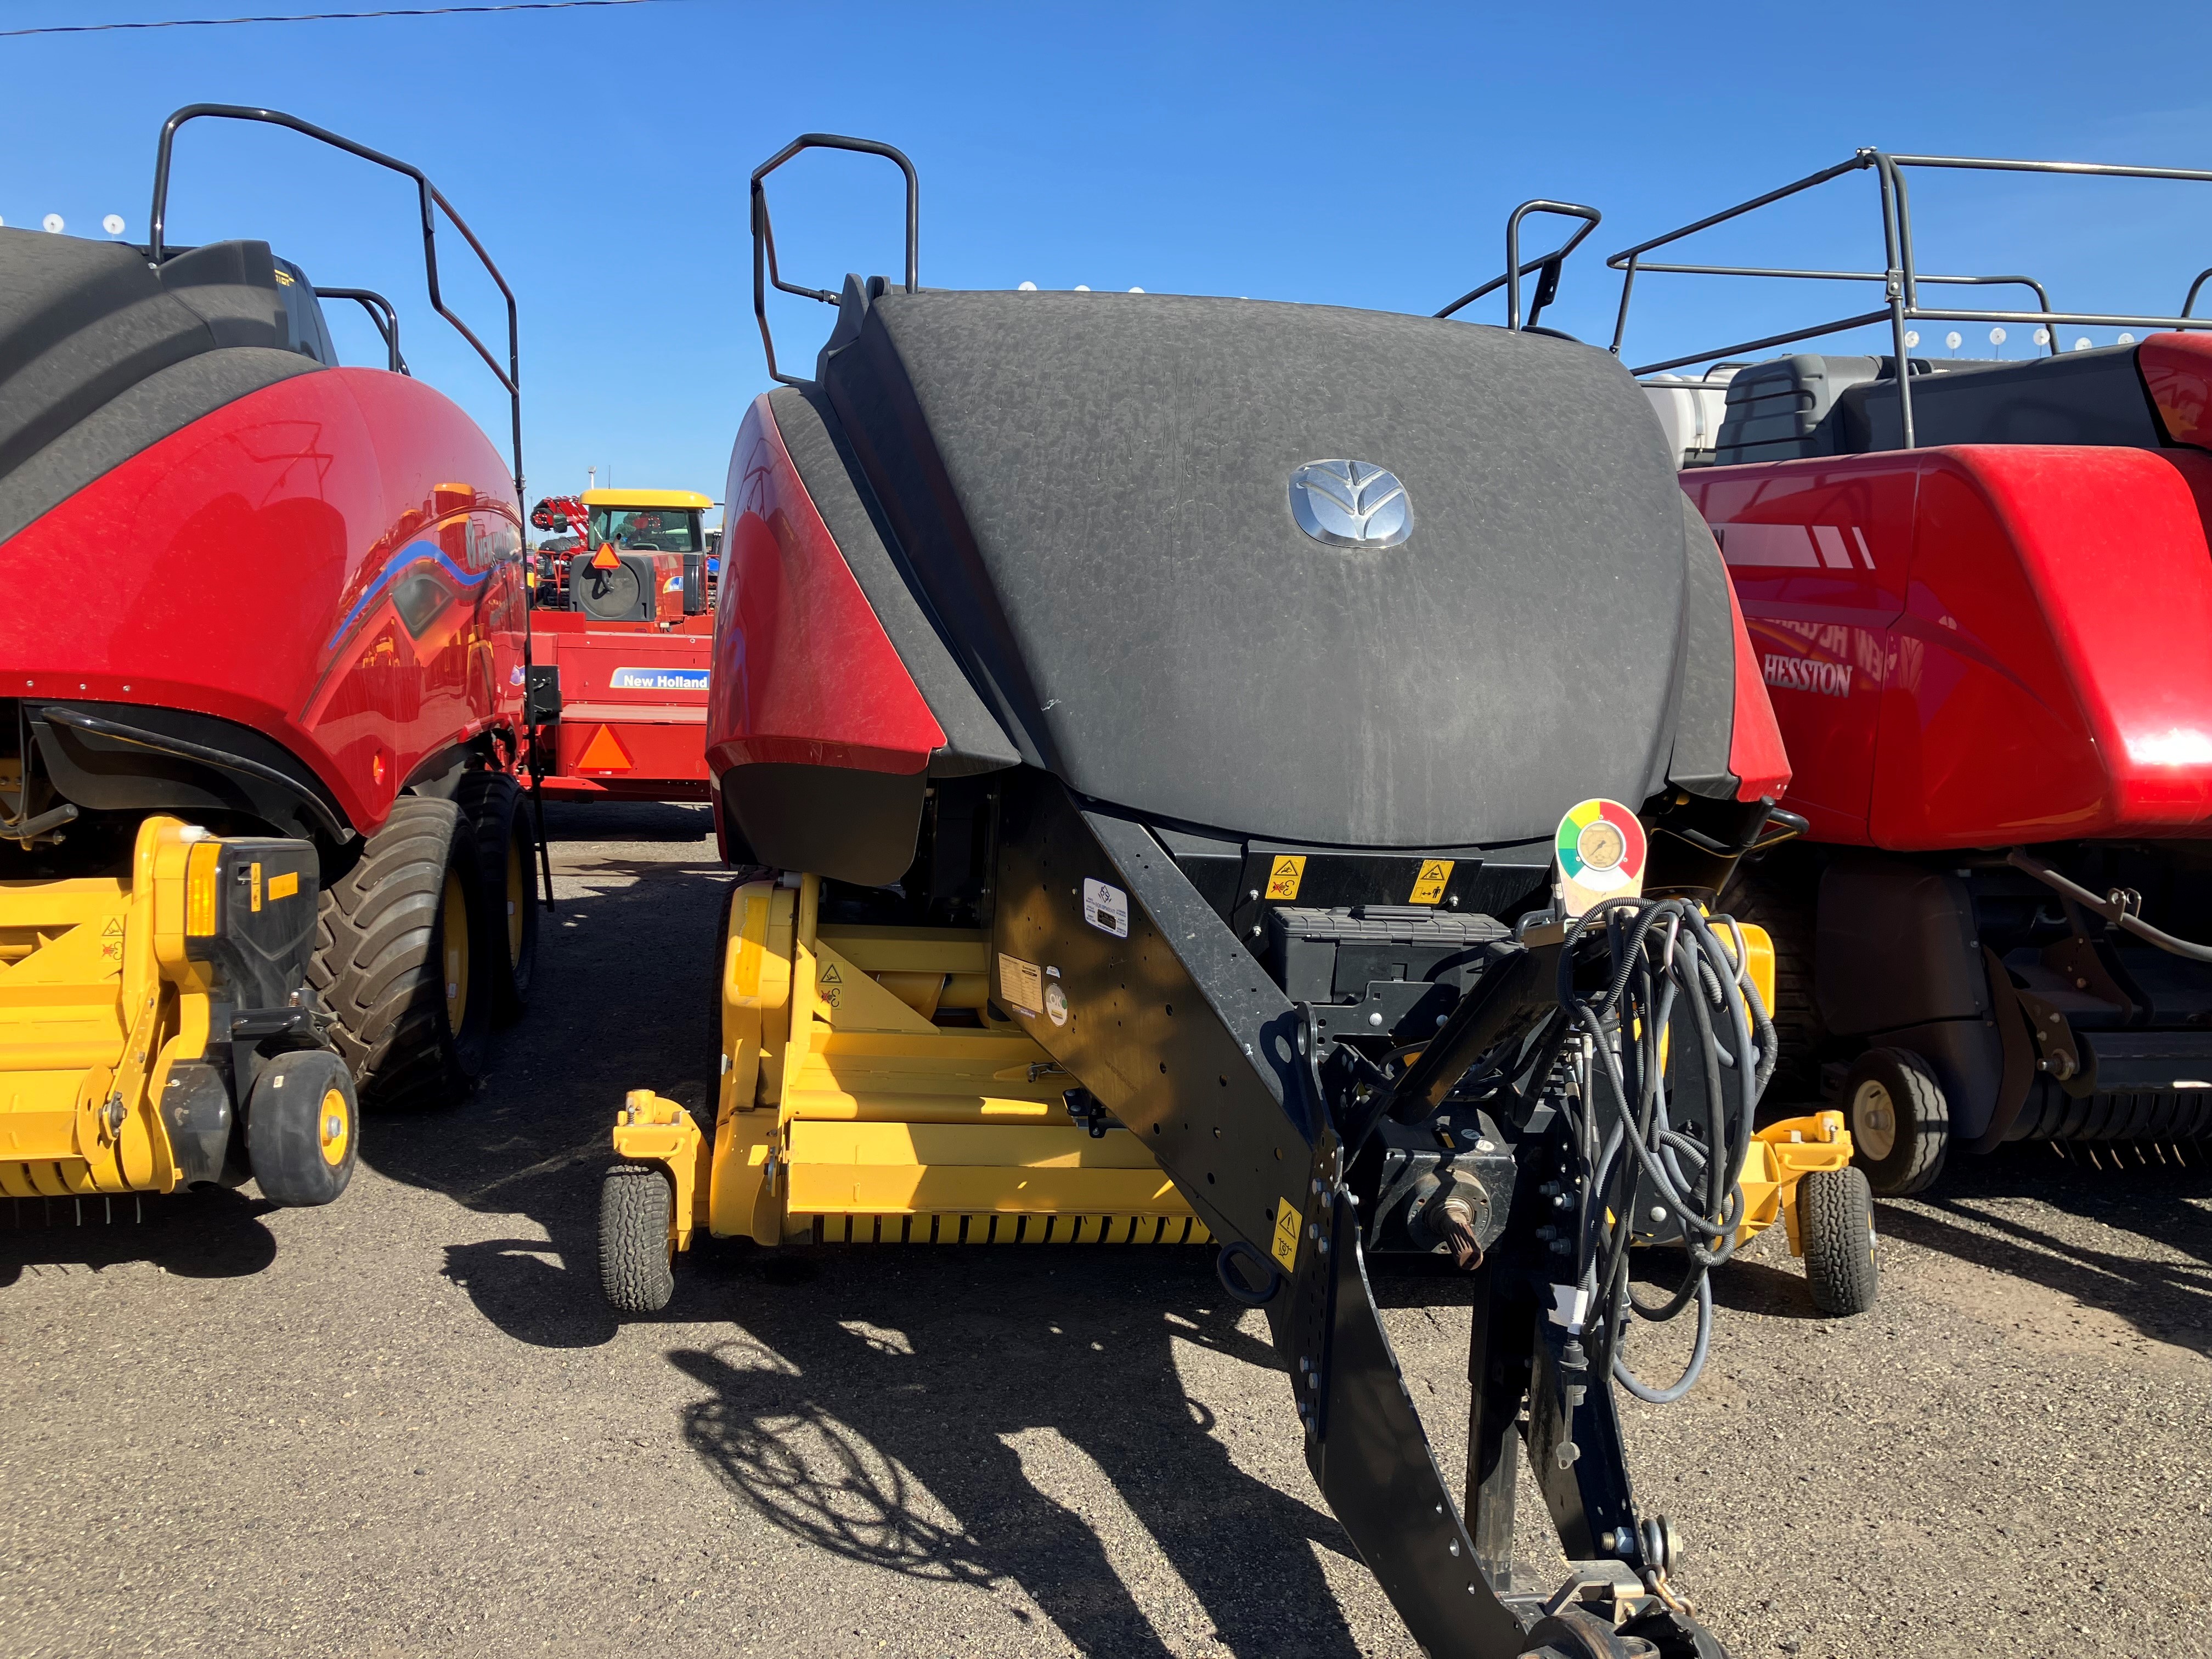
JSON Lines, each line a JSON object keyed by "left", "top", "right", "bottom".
{"left": 313, "top": 286, "right": 407, "bottom": 375}
{"left": 150, "top": 104, "right": 521, "bottom": 503}
{"left": 1436, "top": 200, "right": 1602, "bottom": 332}
{"left": 750, "top": 133, "right": 919, "bottom": 387}
{"left": 1607, "top": 149, "right": 2212, "bottom": 448}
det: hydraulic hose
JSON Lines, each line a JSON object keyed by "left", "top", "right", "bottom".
{"left": 1550, "top": 898, "right": 1774, "bottom": 1405}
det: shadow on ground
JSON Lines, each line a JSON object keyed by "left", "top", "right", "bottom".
{"left": 1875, "top": 1141, "right": 2212, "bottom": 1357}
{"left": 0, "top": 1187, "right": 279, "bottom": 1286}
{"left": 667, "top": 1244, "right": 1370, "bottom": 1659}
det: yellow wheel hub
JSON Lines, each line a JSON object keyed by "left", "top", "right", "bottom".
{"left": 441, "top": 866, "right": 471, "bottom": 1032}
{"left": 318, "top": 1085, "right": 351, "bottom": 1166}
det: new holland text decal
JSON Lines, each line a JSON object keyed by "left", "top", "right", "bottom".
{"left": 609, "top": 667, "right": 710, "bottom": 692}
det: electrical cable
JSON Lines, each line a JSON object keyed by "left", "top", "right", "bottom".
{"left": 0, "top": 2, "right": 664, "bottom": 38}
{"left": 1547, "top": 896, "right": 1773, "bottom": 1405}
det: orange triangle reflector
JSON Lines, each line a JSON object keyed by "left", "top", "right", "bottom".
{"left": 577, "top": 724, "right": 633, "bottom": 771}
{"left": 591, "top": 541, "right": 621, "bottom": 569}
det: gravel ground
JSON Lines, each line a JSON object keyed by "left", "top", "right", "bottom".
{"left": 3, "top": 802, "right": 2208, "bottom": 1659}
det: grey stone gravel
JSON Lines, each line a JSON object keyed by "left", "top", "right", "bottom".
{"left": 3, "top": 802, "right": 2206, "bottom": 1658}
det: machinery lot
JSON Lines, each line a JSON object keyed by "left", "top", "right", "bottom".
{"left": 4, "top": 803, "right": 2207, "bottom": 1659}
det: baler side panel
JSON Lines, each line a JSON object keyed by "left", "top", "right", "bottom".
{"left": 1875, "top": 447, "right": 2212, "bottom": 844}
{"left": 707, "top": 396, "right": 945, "bottom": 778}
{"left": 1688, "top": 456, "right": 1916, "bottom": 842}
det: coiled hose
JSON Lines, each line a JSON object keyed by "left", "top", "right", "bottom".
{"left": 1551, "top": 898, "right": 1776, "bottom": 1404}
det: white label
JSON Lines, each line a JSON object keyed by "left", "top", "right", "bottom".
{"left": 1546, "top": 1283, "right": 1592, "bottom": 1334}
{"left": 1082, "top": 878, "right": 1129, "bottom": 939}
{"left": 997, "top": 953, "right": 1043, "bottom": 1015}
{"left": 1044, "top": 983, "right": 1069, "bottom": 1027}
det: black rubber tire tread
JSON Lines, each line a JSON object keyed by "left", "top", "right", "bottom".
{"left": 308, "top": 795, "right": 492, "bottom": 1112}
{"left": 453, "top": 769, "right": 538, "bottom": 1024}
{"left": 1724, "top": 860, "right": 1825, "bottom": 1107}
{"left": 1845, "top": 1046, "right": 1950, "bottom": 1197}
{"left": 245, "top": 1048, "right": 359, "bottom": 1207}
{"left": 1799, "top": 1164, "right": 1878, "bottom": 1316}
{"left": 600, "top": 1163, "right": 675, "bottom": 1313}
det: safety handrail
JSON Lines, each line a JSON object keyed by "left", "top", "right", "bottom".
{"left": 750, "top": 132, "right": 919, "bottom": 387}
{"left": 149, "top": 104, "right": 522, "bottom": 505}
{"left": 1609, "top": 148, "right": 2212, "bottom": 448}
{"left": 1436, "top": 199, "right": 1601, "bottom": 331}
{"left": 2186, "top": 267, "right": 2212, "bottom": 318}
{"left": 313, "top": 286, "right": 407, "bottom": 376}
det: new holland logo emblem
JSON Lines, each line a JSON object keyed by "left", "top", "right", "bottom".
{"left": 1288, "top": 459, "right": 1413, "bottom": 550}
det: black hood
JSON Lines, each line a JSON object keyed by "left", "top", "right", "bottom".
{"left": 801, "top": 285, "right": 1723, "bottom": 849}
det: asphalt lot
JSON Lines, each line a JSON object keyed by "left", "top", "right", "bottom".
{"left": 4, "top": 801, "right": 2209, "bottom": 1659}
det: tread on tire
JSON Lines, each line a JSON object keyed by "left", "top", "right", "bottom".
{"left": 309, "top": 795, "right": 493, "bottom": 1111}
{"left": 600, "top": 1163, "right": 675, "bottom": 1313}
{"left": 454, "top": 769, "right": 538, "bottom": 1024}
{"left": 1844, "top": 1045, "right": 1949, "bottom": 1197}
{"left": 1799, "top": 1164, "right": 1878, "bottom": 1316}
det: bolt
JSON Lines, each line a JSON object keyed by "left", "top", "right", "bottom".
{"left": 1448, "top": 1539, "right": 1460, "bottom": 1557}
{"left": 1368, "top": 1012, "right": 1384, "bottom": 1028}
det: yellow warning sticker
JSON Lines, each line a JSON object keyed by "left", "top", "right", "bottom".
{"left": 818, "top": 960, "right": 844, "bottom": 1009}
{"left": 250, "top": 862, "right": 263, "bottom": 913}
{"left": 1265, "top": 854, "right": 1307, "bottom": 902}
{"left": 997, "top": 952, "right": 1044, "bottom": 1015}
{"left": 268, "top": 871, "right": 299, "bottom": 901}
{"left": 1409, "top": 859, "right": 1454, "bottom": 905}
{"left": 101, "top": 917, "right": 123, "bottom": 938}
{"left": 1271, "top": 1197, "right": 1302, "bottom": 1273}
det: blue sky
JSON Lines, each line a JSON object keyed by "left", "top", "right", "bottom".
{"left": 5, "top": 0, "right": 2210, "bottom": 516}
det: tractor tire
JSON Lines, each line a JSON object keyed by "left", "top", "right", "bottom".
{"left": 1799, "top": 1164, "right": 1878, "bottom": 1316}
{"left": 1843, "top": 1046, "right": 1949, "bottom": 1197}
{"left": 309, "top": 795, "right": 493, "bottom": 1111}
{"left": 245, "top": 1049, "right": 359, "bottom": 1206}
{"left": 600, "top": 1163, "right": 675, "bottom": 1313}
{"left": 454, "top": 769, "right": 538, "bottom": 1024}
{"left": 1724, "top": 863, "right": 1824, "bottom": 1107}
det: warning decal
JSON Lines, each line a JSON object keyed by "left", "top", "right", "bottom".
{"left": 268, "top": 871, "right": 299, "bottom": 901}
{"left": 1408, "top": 859, "right": 1454, "bottom": 905}
{"left": 1271, "top": 1197, "right": 1302, "bottom": 1273}
{"left": 1265, "top": 855, "right": 1307, "bottom": 902}
{"left": 997, "top": 952, "right": 1044, "bottom": 1015}
{"left": 817, "top": 960, "right": 843, "bottom": 1009}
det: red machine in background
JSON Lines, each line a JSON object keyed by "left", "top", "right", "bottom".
{"left": 526, "top": 489, "right": 715, "bottom": 803}
{"left": 1618, "top": 149, "right": 2212, "bottom": 1193}
{"left": 1, "top": 105, "right": 543, "bottom": 1220}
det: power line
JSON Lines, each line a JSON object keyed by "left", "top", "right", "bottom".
{"left": 0, "top": 1, "right": 665, "bottom": 38}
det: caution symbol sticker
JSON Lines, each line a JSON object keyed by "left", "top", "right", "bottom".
{"left": 1271, "top": 1197, "right": 1302, "bottom": 1273}
{"left": 817, "top": 960, "right": 843, "bottom": 1009}
{"left": 1265, "top": 855, "right": 1307, "bottom": 902}
{"left": 1408, "top": 859, "right": 1454, "bottom": 905}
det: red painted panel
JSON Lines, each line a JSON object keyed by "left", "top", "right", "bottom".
{"left": 1686, "top": 457, "right": 1917, "bottom": 836}
{"left": 1695, "top": 442, "right": 2212, "bottom": 850}
{"left": 1720, "top": 577, "right": 1790, "bottom": 802}
{"left": 1, "top": 367, "right": 523, "bottom": 837}
{"left": 2140, "top": 331, "right": 2212, "bottom": 449}
{"left": 1875, "top": 447, "right": 2212, "bottom": 844}
{"left": 704, "top": 394, "right": 944, "bottom": 778}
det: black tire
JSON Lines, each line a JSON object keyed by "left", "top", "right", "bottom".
{"left": 600, "top": 1163, "right": 675, "bottom": 1313}
{"left": 1843, "top": 1046, "right": 1949, "bottom": 1197}
{"left": 309, "top": 795, "right": 493, "bottom": 1111}
{"left": 454, "top": 769, "right": 539, "bottom": 1024}
{"left": 245, "top": 1049, "right": 359, "bottom": 1206}
{"left": 1799, "top": 1164, "right": 1878, "bottom": 1316}
{"left": 1724, "top": 862, "right": 1825, "bottom": 1105}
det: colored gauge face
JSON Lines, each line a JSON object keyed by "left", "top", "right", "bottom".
{"left": 1555, "top": 798, "right": 1646, "bottom": 895}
